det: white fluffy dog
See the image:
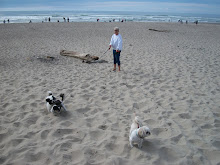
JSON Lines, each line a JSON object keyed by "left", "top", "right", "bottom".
{"left": 129, "top": 114, "right": 151, "bottom": 148}
{"left": 46, "top": 91, "right": 67, "bottom": 114}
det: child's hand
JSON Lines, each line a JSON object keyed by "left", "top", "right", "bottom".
{"left": 116, "top": 50, "right": 120, "bottom": 53}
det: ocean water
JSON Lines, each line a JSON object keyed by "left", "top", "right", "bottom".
{"left": 0, "top": 11, "right": 220, "bottom": 24}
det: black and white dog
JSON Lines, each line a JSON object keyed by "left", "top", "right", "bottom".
{"left": 46, "top": 91, "right": 67, "bottom": 114}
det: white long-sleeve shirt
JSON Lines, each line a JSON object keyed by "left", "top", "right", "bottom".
{"left": 109, "top": 34, "right": 123, "bottom": 51}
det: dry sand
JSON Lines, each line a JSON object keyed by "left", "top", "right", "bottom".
{"left": 0, "top": 22, "right": 220, "bottom": 165}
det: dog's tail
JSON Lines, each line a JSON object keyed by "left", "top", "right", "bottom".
{"left": 60, "top": 93, "right": 64, "bottom": 101}
{"left": 133, "top": 111, "right": 138, "bottom": 121}
{"left": 134, "top": 116, "right": 143, "bottom": 127}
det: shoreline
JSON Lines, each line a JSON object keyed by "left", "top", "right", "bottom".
{"left": 1, "top": 21, "right": 220, "bottom": 25}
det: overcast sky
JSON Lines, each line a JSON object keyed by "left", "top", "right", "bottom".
{"left": 0, "top": 0, "right": 220, "bottom": 14}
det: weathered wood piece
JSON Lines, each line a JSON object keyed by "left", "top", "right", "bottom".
{"left": 149, "top": 28, "right": 170, "bottom": 32}
{"left": 60, "top": 50, "right": 99, "bottom": 63}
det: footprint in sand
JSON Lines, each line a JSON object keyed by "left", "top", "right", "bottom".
{"left": 60, "top": 142, "right": 72, "bottom": 151}
{"left": 214, "top": 119, "right": 220, "bottom": 128}
{"left": 156, "top": 147, "right": 183, "bottom": 163}
{"left": 212, "top": 140, "right": 220, "bottom": 149}
{"left": 60, "top": 121, "right": 72, "bottom": 127}
{"left": 201, "top": 124, "right": 213, "bottom": 129}
{"left": 52, "top": 129, "right": 74, "bottom": 137}
{"left": 98, "top": 124, "right": 108, "bottom": 130}
{"left": 24, "top": 152, "right": 46, "bottom": 162}
{"left": 178, "top": 113, "right": 191, "bottom": 119}
{"left": 41, "top": 130, "right": 50, "bottom": 139}
{"left": 76, "top": 107, "right": 90, "bottom": 114}
{"left": 3, "top": 103, "right": 10, "bottom": 108}
{"left": 10, "top": 138, "right": 24, "bottom": 147}
{"left": 70, "top": 150, "right": 84, "bottom": 164}
{"left": 13, "top": 122, "right": 21, "bottom": 127}
{"left": 89, "top": 130, "right": 106, "bottom": 141}
{"left": 152, "top": 127, "right": 170, "bottom": 136}
{"left": 23, "top": 114, "right": 39, "bottom": 126}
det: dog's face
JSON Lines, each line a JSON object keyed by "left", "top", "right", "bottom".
{"left": 52, "top": 105, "right": 61, "bottom": 113}
{"left": 138, "top": 126, "right": 151, "bottom": 138}
{"left": 48, "top": 91, "right": 53, "bottom": 96}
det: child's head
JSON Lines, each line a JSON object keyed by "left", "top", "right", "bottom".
{"left": 114, "top": 27, "right": 119, "bottom": 35}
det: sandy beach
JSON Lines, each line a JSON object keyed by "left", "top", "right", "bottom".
{"left": 0, "top": 22, "right": 220, "bottom": 165}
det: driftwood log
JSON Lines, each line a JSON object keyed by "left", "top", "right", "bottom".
{"left": 149, "top": 28, "right": 170, "bottom": 32}
{"left": 60, "top": 50, "right": 99, "bottom": 63}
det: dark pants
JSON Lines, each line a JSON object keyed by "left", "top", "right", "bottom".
{"left": 113, "top": 50, "right": 120, "bottom": 65}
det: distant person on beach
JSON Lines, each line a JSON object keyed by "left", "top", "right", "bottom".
{"left": 97, "top": 19, "right": 99, "bottom": 22}
{"left": 178, "top": 20, "right": 183, "bottom": 24}
{"left": 108, "top": 27, "right": 123, "bottom": 71}
{"left": 67, "top": 18, "right": 69, "bottom": 22}
{"left": 7, "top": 19, "right": 9, "bottom": 23}
{"left": 195, "top": 20, "right": 198, "bottom": 25}
{"left": 186, "top": 20, "right": 188, "bottom": 24}
{"left": 29, "top": 20, "right": 32, "bottom": 23}
{"left": 48, "top": 17, "right": 51, "bottom": 22}
{"left": 3, "top": 20, "right": 6, "bottom": 23}
{"left": 63, "top": 17, "right": 66, "bottom": 22}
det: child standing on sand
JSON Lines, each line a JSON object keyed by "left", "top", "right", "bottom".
{"left": 109, "top": 27, "right": 123, "bottom": 71}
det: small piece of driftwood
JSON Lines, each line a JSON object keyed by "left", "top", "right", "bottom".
{"left": 35, "top": 56, "right": 57, "bottom": 63}
{"left": 46, "top": 56, "right": 55, "bottom": 59}
{"left": 60, "top": 50, "right": 99, "bottom": 63}
{"left": 149, "top": 29, "right": 170, "bottom": 32}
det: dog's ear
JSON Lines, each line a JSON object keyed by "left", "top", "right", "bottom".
{"left": 46, "top": 98, "right": 50, "bottom": 102}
